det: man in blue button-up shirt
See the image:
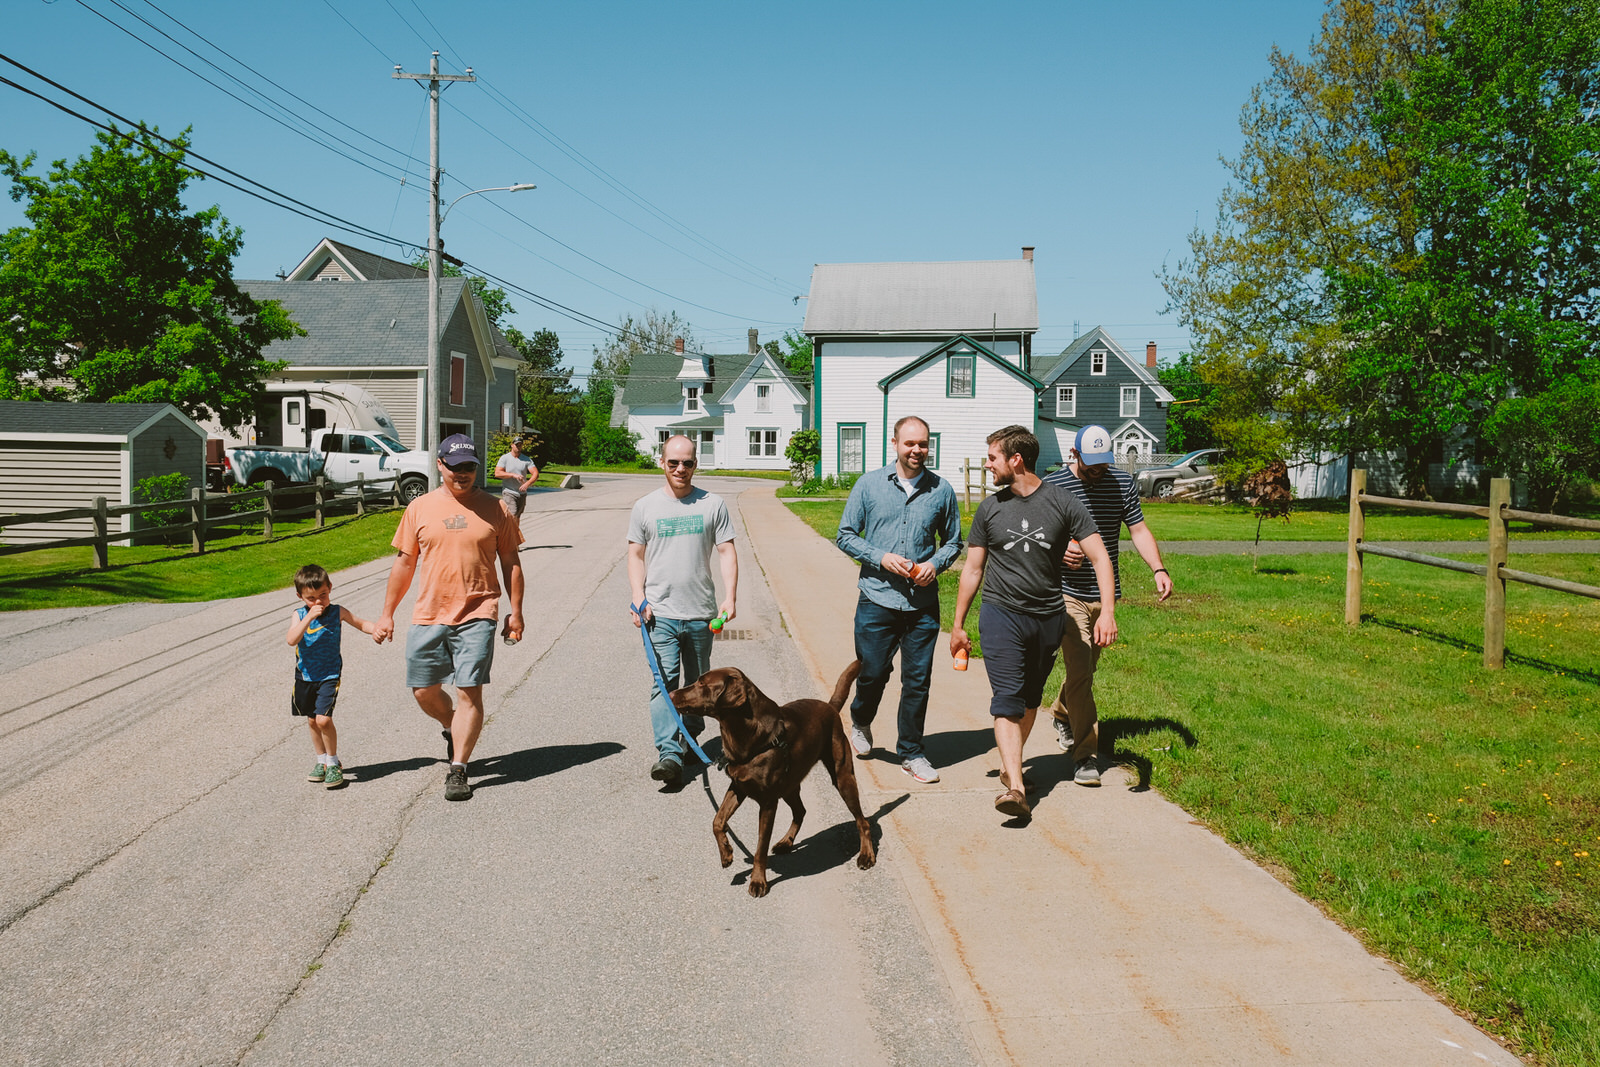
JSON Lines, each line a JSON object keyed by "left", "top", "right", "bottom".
{"left": 835, "top": 415, "right": 964, "bottom": 783}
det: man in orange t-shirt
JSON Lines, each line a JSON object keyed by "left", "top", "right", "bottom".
{"left": 373, "top": 434, "right": 525, "bottom": 801}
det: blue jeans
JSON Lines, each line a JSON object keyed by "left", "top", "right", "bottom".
{"left": 647, "top": 616, "right": 712, "bottom": 763}
{"left": 850, "top": 593, "right": 941, "bottom": 760}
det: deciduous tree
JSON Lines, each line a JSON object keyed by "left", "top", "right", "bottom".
{"left": 1161, "top": 1, "right": 1445, "bottom": 477}
{"left": 0, "top": 125, "right": 301, "bottom": 425}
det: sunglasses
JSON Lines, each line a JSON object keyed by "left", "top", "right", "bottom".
{"left": 665, "top": 459, "right": 697, "bottom": 469}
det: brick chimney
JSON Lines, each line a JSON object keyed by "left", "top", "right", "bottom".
{"left": 674, "top": 336, "right": 684, "bottom": 355}
{"left": 748, "top": 328, "right": 759, "bottom": 355}
{"left": 1146, "top": 341, "right": 1157, "bottom": 368}
{"left": 1022, "top": 246, "right": 1034, "bottom": 262}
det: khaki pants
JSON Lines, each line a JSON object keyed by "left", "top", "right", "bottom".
{"left": 1049, "top": 595, "right": 1100, "bottom": 764}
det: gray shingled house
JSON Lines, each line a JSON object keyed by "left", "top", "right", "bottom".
{"left": 230, "top": 239, "right": 524, "bottom": 454}
{"left": 1033, "top": 327, "right": 1175, "bottom": 464}
{"left": 0, "top": 400, "right": 205, "bottom": 544}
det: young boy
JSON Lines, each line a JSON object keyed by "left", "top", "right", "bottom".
{"left": 287, "top": 564, "right": 375, "bottom": 789}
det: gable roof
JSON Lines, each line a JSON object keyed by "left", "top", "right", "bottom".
{"left": 617, "top": 350, "right": 807, "bottom": 408}
{"left": 237, "top": 278, "right": 493, "bottom": 374}
{"left": 714, "top": 350, "right": 807, "bottom": 404}
{"left": 878, "top": 335, "right": 1044, "bottom": 391}
{"left": 287, "top": 238, "right": 426, "bottom": 282}
{"left": 802, "top": 259, "right": 1038, "bottom": 336}
{"left": 1035, "top": 326, "right": 1175, "bottom": 402}
{"left": 0, "top": 400, "right": 203, "bottom": 440}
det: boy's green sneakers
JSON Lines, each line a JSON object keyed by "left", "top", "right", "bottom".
{"left": 308, "top": 762, "right": 327, "bottom": 783}
{"left": 324, "top": 762, "right": 346, "bottom": 789}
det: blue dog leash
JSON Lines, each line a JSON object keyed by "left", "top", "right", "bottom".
{"left": 632, "top": 599, "right": 713, "bottom": 766}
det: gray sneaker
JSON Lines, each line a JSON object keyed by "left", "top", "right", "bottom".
{"left": 444, "top": 764, "right": 471, "bottom": 800}
{"left": 848, "top": 723, "right": 873, "bottom": 759}
{"left": 1073, "top": 758, "right": 1102, "bottom": 787}
{"left": 901, "top": 756, "right": 940, "bottom": 783}
{"left": 650, "top": 757, "right": 682, "bottom": 785}
{"left": 1053, "top": 716, "right": 1074, "bottom": 752}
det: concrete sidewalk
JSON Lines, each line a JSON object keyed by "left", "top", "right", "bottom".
{"left": 738, "top": 486, "right": 1522, "bottom": 1066}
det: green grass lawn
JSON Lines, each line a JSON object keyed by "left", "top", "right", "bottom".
{"left": 788, "top": 496, "right": 1599, "bottom": 1064}
{"left": 788, "top": 497, "right": 1600, "bottom": 545}
{"left": 0, "top": 511, "right": 404, "bottom": 611}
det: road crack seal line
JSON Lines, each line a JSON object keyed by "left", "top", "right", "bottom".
{"left": 0, "top": 569, "right": 393, "bottom": 733}
{"left": 234, "top": 793, "right": 428, "bottom": 1066}
{"left": 0, "top": 719, "right": 304, "bottom": 935}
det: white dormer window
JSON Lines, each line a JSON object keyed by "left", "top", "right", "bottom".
{"left": 756, "top": 384, "right": 771, "bottom": 412}
{"left": 685, "top": 386, "right": 700, "bottom": 413}
{"left": 1090, "top": 350, "right": 1107, "bottom": 376}
{"left": 1055, "top": 385, "right": 1076, "bottom": 418}
{"left": 1121, "top": 385, "right": 1140, "bottom": 417}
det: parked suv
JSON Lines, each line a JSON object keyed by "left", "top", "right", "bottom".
{"left": 1137, "top": 449, "right": 1225, "bottom": 498}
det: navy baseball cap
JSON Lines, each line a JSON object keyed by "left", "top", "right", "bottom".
{"left": 437, "top": 434, "right": 481, "bottom": 467}
{"left": 1073, "top": 425, "right": 1116, "bottom": 466}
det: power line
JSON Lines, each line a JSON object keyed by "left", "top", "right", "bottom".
{"left": 72, "top": 0, "right": 424, "bottom": 186}
{"left": 443, "top": 98, "right": 796, "bottom": 300}
{"left": 0, "top": 56, "right": 417, "bottom": 251}
{"left": 375, "top": 1, "right": 803, "bottom": 297}
{"left": 136, "top": 0, "right": 429, "bottom": 174}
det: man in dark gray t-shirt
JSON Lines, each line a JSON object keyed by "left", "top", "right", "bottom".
{"left": 951, "top": 426, "right": 1117, "bottom": 821}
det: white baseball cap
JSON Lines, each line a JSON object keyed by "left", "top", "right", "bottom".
{"left": 1073, "top": 425, "right": 1115, "bottom": 466}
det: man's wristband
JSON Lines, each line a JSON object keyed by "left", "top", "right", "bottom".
{"left": 1153, "top": 568, "right": 1168, "bottom": 576}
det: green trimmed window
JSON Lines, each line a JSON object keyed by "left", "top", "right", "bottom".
{"left": 927, "top": 432, "right": 941, "bottom": 469}
{"left": 838, "top": 423, "right": 865, "bottom": 473}
{"left": 947, "top": 354, "right": 975, "bottom": 397}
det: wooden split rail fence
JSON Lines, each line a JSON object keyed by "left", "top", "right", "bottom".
{"left": 0, "top": 473, "right": 402, "bottom": 570}
{"left": 1343, "top": 469, "right": 1600, "bottom": 669}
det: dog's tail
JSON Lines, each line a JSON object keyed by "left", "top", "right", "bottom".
{"left": 829, "top": 659, "right": 862, "bottom": 713}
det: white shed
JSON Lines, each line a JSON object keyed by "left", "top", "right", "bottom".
{"left": 0, "top": 401, "right": 206, "bottom": 544}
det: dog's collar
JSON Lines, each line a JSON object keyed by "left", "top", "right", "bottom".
{"left": 718, "top": 720, "right": 789, "bottom": 771}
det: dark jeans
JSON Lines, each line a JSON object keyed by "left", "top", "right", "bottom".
{"left": 850, "top": 593, "right": 941, "bottom": 760}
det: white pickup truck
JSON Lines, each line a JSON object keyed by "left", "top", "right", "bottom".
{"left": 226, "top": 428, "right": 432, "bottom": 503}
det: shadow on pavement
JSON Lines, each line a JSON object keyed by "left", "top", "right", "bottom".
{"left": 745, "top": 793, "right": 911, "bottom": 892}
{"left": 921, "top": 726, "right": 996, "bottom": 768}
{"left": 349, "top": 755, "right": 437, "bottom": 782}
{"left": 470, "top": 741, "right": 626, "bottom": 790}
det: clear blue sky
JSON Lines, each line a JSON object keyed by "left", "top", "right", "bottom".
{"left": 2, "top": 0, "right": 1327, "bottom": 372}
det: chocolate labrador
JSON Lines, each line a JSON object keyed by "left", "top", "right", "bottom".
{"left": 671, "top": 660, "right": 875, "bottom": 897}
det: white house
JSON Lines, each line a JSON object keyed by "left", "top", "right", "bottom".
{"left": 614, "top": 332, "right": 809, "bottom": 471}
{"left": 802, "top": 251, "right": 1041, "bottom": 479}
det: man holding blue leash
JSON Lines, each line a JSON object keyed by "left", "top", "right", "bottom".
{"left": 628, "top": 434, "right": 738, "bottom": 787}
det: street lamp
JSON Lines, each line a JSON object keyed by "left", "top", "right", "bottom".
{"left": 425, "top": 182, "right": 535, "bottom": 487}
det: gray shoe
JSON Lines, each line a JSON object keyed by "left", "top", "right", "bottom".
{"left": 444, "top": 764, "right": 471, "bottom": 801}
{"left": 1073, "top": 757, "right": 1102, "bottom": 786}
{"left": 650, "top": 757, "right": 682, "bottom": 785}
{"left": 848, "top": 723, "right": 872, "bottom": 759}
{"left": 1053, "top": 716, "right": 1074, "bottom": 752}
{"left": 901, "top": 756, "right": 940, "bottom": 783}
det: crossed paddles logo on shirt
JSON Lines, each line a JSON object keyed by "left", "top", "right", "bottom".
{"left": 1002, "top": 517, "right": 1052, "bottom": 553}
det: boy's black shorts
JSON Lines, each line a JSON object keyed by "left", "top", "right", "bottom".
{"left": 292, "top": 677, "right": 340, "bottom": 718}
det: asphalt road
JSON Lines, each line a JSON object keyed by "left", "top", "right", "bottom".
{"left": 0, "top": 473, "right": 977, "bottom": 1067}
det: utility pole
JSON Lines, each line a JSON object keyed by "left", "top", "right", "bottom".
{"left": 395, "top": 52, "right": 474, "bottom": 487}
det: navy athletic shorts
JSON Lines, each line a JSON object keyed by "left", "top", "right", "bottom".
{"left": 978, "top": 601, "right": 1066, "bottom": 719}
{"left": 292, "top": 677, "right": 340, "bottom": 718}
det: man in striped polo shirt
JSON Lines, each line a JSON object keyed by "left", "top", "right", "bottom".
{"left": 1042, "top": 425, "right": 1173, "bottom": 785}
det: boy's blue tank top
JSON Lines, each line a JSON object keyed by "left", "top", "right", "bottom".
{"left": 295, "top": 605, "right": 343, "bottom": 682}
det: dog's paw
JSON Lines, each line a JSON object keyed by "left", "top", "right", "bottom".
{"left": 772, "top": 839, "right": 796, "bottom": 854}
{"left": 748, "top": 877, "right": 770, "bottom": 898}
{"left": 857, "top": 849, "right": 877, "bottom": 871}
{"left": 719, "top": 851, "right": 733, "bottom": 868}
